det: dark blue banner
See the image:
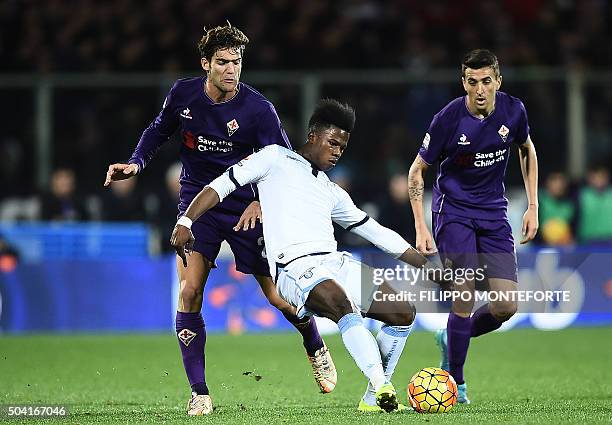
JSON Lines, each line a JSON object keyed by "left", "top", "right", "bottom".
{"left": 0, "top": 251, "right": 610, "bottom": 333}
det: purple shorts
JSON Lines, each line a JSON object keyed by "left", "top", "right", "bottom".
{"left": 432, "top": 212, "right": 518, "bottom": 282}
{"left": 191, "top": 209, "right": 270, "bottom": 277}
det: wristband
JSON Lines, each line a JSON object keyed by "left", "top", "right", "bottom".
{"left": 177, "top": 215, "right": 193, "bottom": 229}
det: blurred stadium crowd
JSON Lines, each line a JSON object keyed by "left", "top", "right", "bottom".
{"left": 1, "top": 0, "right": 611, "bottom": 253}
{"left": 3, "top": 0, "right": 611, "bottom": 72}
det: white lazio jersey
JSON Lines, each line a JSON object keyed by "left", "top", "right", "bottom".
{"left": 209, "top": 145, "right": 369, "bottom": 272}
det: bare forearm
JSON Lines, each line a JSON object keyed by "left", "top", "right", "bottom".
{"left": 408, "top": 157, "right": 428, "bottom": 227}
{"left": 398, "top": 245, "right": 428, "bottom": 268}
{"left": 184, "top": 187, "right": 221, "bottom": 221}
{"left": 519, "top": 140, "right": 538, "bottom": 206}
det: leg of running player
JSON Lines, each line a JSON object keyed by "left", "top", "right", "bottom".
{"left": 445, "top": 275, "right": 476, "bottom": 403}
{"left": 454, "top": 221, "right": 519, "bottom": 403}
{"left": 304, "top": 279, "right": 398, "bottom": 412}
{"left": 254, "top": 274, "right": 336, "bottom": 393}
{"left": 176, "top": 252, "right": 213, "bottom": 415}
{"left": 357, "top": 281, "right": 416, "bottom": 412}
{"left": 471, "top": 278, "right": 517, "bottom": 337}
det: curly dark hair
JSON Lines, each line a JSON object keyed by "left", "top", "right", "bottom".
{"left": 308, "top": 99, "right": 356, "bottom": 134}
{"left": 197, "top": 22, "right": 249, "bottom": 62}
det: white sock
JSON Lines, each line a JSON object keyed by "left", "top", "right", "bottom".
{"left": 362, "top": 323, "right": 413, "bottom": 405}
{"left": 337, "top": 312, "right": 386, "bottom": 389}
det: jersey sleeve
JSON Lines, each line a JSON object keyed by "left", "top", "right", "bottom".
{"left": 128, "top": 82, "right": 180, "bottom": 171}
{"left": 330, "top": 184, "right": 369, "bottom": 230}
{"left": 513, "top": 101, "right": 530, "bottom": 146}
{"left": 417, "top": 112, "right": 447, "bottom": 165}
{"left": 331, "top": 184, "right": 411, "bottom": 257}
{"left": 208, "top": 145, "right": 279, "bottom": 202}
{"left": 255, "top": 102, "right": 292, "bottom": 149}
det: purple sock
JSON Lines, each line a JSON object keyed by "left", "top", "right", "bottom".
{"left": 176, "top": 311, "right": 208, "bottom": 395}
{"left": 282, "top": 312, "right": 324, "bottom": 356}
{"left": 471, "top": 304, "right": 503, "bottom": 338}
{"left": 447, "top": 312, "right": 471, "bottom": 385}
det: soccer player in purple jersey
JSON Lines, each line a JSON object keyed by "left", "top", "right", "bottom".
{"left": 103, "top": 23, "right": 335, "bottom": 415}
{"left": 408, "top": 49, "right": 539, "bottom": 404}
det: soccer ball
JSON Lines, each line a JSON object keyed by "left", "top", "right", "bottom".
{"left": 407, "top": 367, "right": 458, "bottom": 413}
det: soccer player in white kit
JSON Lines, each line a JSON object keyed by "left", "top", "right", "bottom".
{"left": 171, "top": 99, "right": 436, "bottom": 412}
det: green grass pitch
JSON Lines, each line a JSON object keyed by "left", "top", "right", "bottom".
{"left": 1, "top": 328, "right": 611, "bottom": 424}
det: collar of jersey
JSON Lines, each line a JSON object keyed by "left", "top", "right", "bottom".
{"left": 295, "top": 151, "right": 321, "bottom": 176}
{"left": 463, "top": 94, "right": 498, "bottom": 122}
{"left": 201, "top": 77, "right": 242, "bottom": 105}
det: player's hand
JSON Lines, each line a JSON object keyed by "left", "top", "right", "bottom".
{"left": 520, "top": 205, "right": 539, "bottom": 244}
{"left": 170, "top": 224, "right": 195, "bottom": 267}
{"left": 415, "top": 226, "right": 437, "bottom": 256}
{"left": 104, "top": 163, "right": 139, "bottom": 186}
{"left": 234, "top": 201, "right": 262, "bottom": 231}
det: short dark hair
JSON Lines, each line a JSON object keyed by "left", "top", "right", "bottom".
{"left": 308, "top": 99, "right": 356, "bottom": 134}
{"left": 198, "top": 23, "right": 249, "bottom": 62}
{"left": 462, "top": 49, "right": 500, "bottom": 77}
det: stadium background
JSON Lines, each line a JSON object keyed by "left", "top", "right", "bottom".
{"left": 0, "top": 2, "right": 611, "bottom": 423}
{"left": 0, "top": 0, "right": 610, "bottom": 333}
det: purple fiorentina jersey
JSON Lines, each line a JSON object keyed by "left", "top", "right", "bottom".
{"left": 129, "top": 77, "right": 292, "bottom": 214}
{"left": 418, "top": 91, "right": 530, "bottom": 220}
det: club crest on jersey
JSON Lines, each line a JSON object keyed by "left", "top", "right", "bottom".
{"left": 227, "top": 119, "right": 239, "bottom": 137}
{"left": 177, "top": 328, "right": 197, "bottom": 346}
{"left": 458, "top": 134, "right": 470, "bottom": 145}
{"left": 498, "top": 125, "right": 509, "bottom": 143}
{"left": 180, "top": 108, "right": 193, "bottom": 119}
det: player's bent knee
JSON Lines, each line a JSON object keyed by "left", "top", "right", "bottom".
{"left": 401, "top": 303, "right": 417, "bottom": 325}
{"left": 490, "top": 300, "right": 517, "bottom": 321}
{"left": 179, "top": 280, "right": 204, "bottom": 306}
{"left": 306, "top": 280, "right": 354, "bottom": 323}
{"left": 384, "top": 303, "right": 416, "bottom": 326}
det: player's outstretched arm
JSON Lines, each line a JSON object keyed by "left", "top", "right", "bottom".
{"left": 397, "top": 245, "right": 452, "bottom": 288}
{"left": 408, "top": 155, "right": 437, "bottom": 255}
{"left": 103, "top": 163, "right": 139, "bottom": 186}
{"left": 518, "top": 136, "right": 539, "bottom": 244}
{"left": 350, "top": 218, "right": 449, "bottom": 287}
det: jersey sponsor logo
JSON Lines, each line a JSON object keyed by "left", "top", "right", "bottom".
{"left": 422, "top": 133, "right": 430, "bottom": 150}
{"left": 227, "top": 119, "right": 239, "bottom": 137}
{"left": 458, "top": 133, "right": 470, "bottom": 145}
{"left": 474, "top": 148, "right": 507, "bottom": 167}
{"left": 180, "top": 108, "right": 193, "bottom": 119}
{"left": 177, "top": 328, "right": 197, "bottom": 346}
{"left": 182, "top": 131, "right": 196, "bottom": 149}
{"left": 183, "top": 133, "right": 234, "bottom": 152}
{"left": 455, "top": 152, "right": 475, "bottom": 168}
{"left": 498, "top": 125, "right": 509, "bottom": 143}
